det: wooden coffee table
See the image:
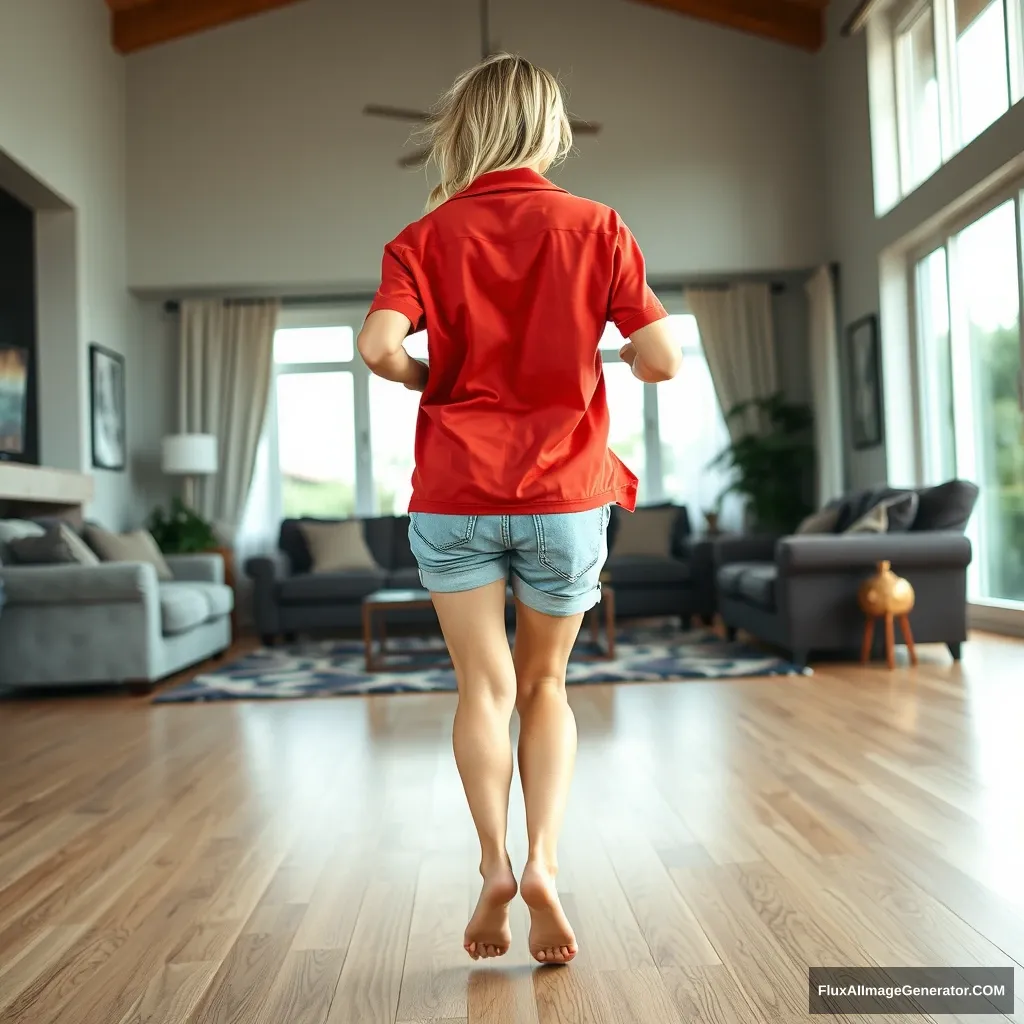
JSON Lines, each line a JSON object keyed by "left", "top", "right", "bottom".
{"left": 362, "top": 584, "right": 617, "bottom": 672}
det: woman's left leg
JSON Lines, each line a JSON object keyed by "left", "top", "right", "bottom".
{"left": 431, "top": 578, "right": 518, "bottom": 960}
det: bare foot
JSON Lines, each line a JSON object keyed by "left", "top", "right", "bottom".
{"left": 464, "top": 863, "right": 517, "bottom": 960}
{"left": 520, "top": 861, "right": 577, "bottom": 964}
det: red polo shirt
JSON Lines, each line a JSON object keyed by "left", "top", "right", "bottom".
{"left": 367, "top": 168, "right": 667, "bottom": 515}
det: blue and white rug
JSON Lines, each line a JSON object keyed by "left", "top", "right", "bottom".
{"left": 155, "top": 627, "right": 810, "bottom": 703}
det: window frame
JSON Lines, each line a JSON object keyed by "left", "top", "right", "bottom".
{"left": 907, "top": 178, "right": 1024, "bottom": 612}
{"left": 878, "top": 0, "right": 1019, "bottom": 204}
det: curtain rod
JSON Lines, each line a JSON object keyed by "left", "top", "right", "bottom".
{"left": 161, "top": 279, "right": 788, "bottom": 314}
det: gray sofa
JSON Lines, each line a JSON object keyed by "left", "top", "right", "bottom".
{"left": 248, "top": 507, "right": 705, "bottom": 643}
{"left": 0, "top": 553, "right": 232, "bottom": 689}
{"left": 714, "top": 480, "right": 979, "bottom": 667}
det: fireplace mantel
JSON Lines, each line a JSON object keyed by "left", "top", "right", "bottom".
{"left": 0, "top": 464, "right": 94, "bottom": 521}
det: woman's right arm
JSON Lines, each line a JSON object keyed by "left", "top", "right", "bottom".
{"left": 619, "top": 320, "right": 682, "bottom": 383}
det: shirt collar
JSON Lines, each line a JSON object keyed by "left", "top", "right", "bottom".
{"left": 450, "top": 168, "right": 567, "bottom": 200}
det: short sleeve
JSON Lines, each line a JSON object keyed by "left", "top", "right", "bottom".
{"left": 608, "top": 220, "right": 667, "bottom": 338}
{"left": 367, "top": 242, "right": 426, "bottom": 332}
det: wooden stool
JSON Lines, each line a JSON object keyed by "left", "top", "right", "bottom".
{"left": 858, "top": 560, "right": 917, "bottom": 669}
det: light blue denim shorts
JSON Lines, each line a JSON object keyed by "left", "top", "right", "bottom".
{"left": 408, "top": 507, "right": 611, "bottom": 617}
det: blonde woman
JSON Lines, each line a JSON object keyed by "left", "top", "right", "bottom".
{"left": 358, "top": 54, "right": 680, "bottom": 965}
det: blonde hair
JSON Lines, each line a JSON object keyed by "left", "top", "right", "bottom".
{"left": 423, "top": 53, "right": 573, "bottom": 210}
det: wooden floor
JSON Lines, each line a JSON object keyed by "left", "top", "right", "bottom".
{"left": 1, "top": 636, "right": 1023, "bottom": 1024}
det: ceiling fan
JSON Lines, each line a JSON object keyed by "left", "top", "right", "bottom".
{"left": 363, "top": 0, "right": 601, "bottom": 169}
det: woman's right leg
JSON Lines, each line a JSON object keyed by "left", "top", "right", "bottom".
{"left": 513, "top": 600, "right": 583, "bottom": 964}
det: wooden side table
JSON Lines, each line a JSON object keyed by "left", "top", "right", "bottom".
{"left": 858, "top": 560, "right": 917, "bottom": 670}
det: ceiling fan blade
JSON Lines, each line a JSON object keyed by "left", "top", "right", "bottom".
{"left": 569, "top": 119, "right": 601, "bottom": 135}
{"left": 398, "top": 147, "right": 431, "bottom": 169}
{"left": 364, "top": 104, "right": 431, "bottom": 123}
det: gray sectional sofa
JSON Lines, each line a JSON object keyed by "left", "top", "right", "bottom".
{"left": 714, "top": 480, "right": 979, "bottom": 667}
{"left": 0, "top": 552, "right": 232, "bottom": 689}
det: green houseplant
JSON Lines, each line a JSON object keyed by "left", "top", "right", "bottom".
{"left": 709, "top": 392, "right": 815, "bottom": 534}
{"left": 148, "top": 498, "right": 218, "bottom": 554}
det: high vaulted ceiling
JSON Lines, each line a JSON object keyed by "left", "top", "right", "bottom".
{"left": 106, "top": 0, "right": 828, "bottom": 55}
{"left": 630, "top": 0, "right": 829, "bottom": 51}
{"left": 105, "top": 0, "right": 311, "bottom": 54}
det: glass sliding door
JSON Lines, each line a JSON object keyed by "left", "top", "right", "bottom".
{"left": 916, "top": 198, "right": 1024, "bottom": 606}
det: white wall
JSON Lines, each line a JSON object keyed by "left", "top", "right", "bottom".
{"left": 126, "top": 0, "right": 826, "bottom": 292}
{"left": 0, "top": 0, "right": 131, "bottom": 526}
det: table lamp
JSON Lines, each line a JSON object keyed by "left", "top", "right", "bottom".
{"left": 162, "top": 433, "right": 218, "bottom": 508}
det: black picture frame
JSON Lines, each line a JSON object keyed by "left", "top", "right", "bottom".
{"left": 89, "top": 344, "right": 126, "bottom": 471}
{"left": 847, "top": 314, "right": 883, "bottom": 450}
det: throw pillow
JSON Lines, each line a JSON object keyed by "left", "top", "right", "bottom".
{"left": 0, "top": 519, "right": 45, "bottom": 563}
{"left": 85, "top": 525, "right": 174, "bottom": 581}
{"left": 912, "top": 479, "right": 980, "bottom": 532}
{"left": 612, "top": 507, "right": 677, "bottom": 557}
{"left": 299, "top": 520, "right": 378, "bottom": 573}
{"left": 8, "top": 523, "right": 101, "bottom": 566}
{"left": 796, "top": 506, "right": 840, "bottom": 535}
{"left": 845, "top": 492, "right": 919, "bottom": 535}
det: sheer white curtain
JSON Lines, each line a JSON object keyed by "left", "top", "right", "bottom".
{"left": 179, "top": 299, "right": 279, "bottom": 541}
{"left": 806, "top": 266, "right": 845, "bottom": 505}
{"left": 687, "top": 283, "right": 779, "bottom": 438}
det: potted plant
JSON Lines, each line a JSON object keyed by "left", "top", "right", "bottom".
{"left": 148, "top": 498, "right": 218, "bottom": 554}
{"left": 708, "top": 392, "right": 815, "bottom": 534}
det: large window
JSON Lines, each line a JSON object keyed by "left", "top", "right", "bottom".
{"left": 257, "top": 307, "right": 729, "bottom": 524}
{"left": 914, "top": 197, "right": 1024, "bottom": 606}
{"left": 883, "top": 0, "right": 1019, "bottom": 202}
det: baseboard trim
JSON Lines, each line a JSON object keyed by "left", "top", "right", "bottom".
{"left": 968, "top": 602, "right": 1024, "bottom": 638}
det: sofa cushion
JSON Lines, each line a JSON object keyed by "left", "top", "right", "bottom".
{"left": 387, "top": 567, "right": 423, "bottom": 589}
{"left": 735, "top": 564, "right": 777, "bottom": 611}
{"left": 278, "top": 569, "right": 387, "bottom": 604}
{"left": 363, "top": 517, "right": 397, "bottom": 568}
{"left": 85, "top": 526, "right": 174, "bottom": 581}
{"left": 604, "top": 555, "right": 691, "bottom": 587}
{"left": 845, "top": 492, "right": 919, "bottom": 534}
{"left": 833, "top": 487, "right": 912, "bottom": 533}
{"left": 299, "top": 520, "right": 378, "bottom": 572}
{"left": 795, "top": 506, "right": 840, "bottom": 535}
{"left": 912, "top": 479, "right": 980, "bottom": 532}
{"left": 180, "top": 581, "right": 234, "bottom": 619}
{"left": 609, "top": 504, "right": 690, "bottom": 556}
{"left": 159, "top": 583, "right": 209, "bottom": 635}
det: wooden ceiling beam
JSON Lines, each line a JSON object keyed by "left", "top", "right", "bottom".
{"left": 630, "top": 0, "right": 826, "bottom": 51}
{"left": 111, "top": 0, "right": 310, "bottom": 54}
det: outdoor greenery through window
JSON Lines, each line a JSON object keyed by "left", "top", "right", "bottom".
{"left": 887, "top": 0, "right": 1018, "bottom": 199}
{"left": 915, "top": 198, "right": 1024, "bottom": 605}
{"left": 264, "top": 309, "right": 730, "bottom": 525}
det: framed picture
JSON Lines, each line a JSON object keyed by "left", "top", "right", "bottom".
{"left": 0, "top": 345, "right": 29, "bottom": 456}
{"left": 847, "top": 315, "right": 883, "bottom": 450}
{"left": 90, "top": 344, "right": 126, "bottom": 471}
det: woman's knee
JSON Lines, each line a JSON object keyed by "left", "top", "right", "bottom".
{"left": 515, "top": 673, "right": 567, "bottom": 709}
{"left": 458, "top": 670, "right": 517, "bottom": 711}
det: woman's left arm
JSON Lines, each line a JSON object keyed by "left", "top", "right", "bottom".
{"left": 357, "top": 310, "right": 428, "bottom": 392}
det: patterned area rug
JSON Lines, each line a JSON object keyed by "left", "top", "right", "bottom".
{"left": 155, "top": 627, "right": 810, "bottom": 703}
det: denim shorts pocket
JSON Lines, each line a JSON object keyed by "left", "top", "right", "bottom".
{"left": 410, "top": 513, "right": 478, "bottom": 552}
{"left": 534, "top": 507, "right": 608, "bottom": 583}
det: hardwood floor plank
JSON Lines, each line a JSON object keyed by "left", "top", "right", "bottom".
{"left": 668, "top": 864, "right": 807, "bottom": 1019}
{"left": 185, "top": 902, "right": 306, "bottom": 1024}
{"left": 395, "top": 878, "right": 470, "bottom": 1022}
{"left": 323, "top": 880, "right": 416, "bottom": 1024}
{"left": 114, "top": 961, "right": 220, "bottom": 1024}
{"left": 598, "top": 830, "right": 720, "bottom": 967}
{"left": 590, "top": 966, "right": 686, "bottom": 1023}
{"left": 660, "top": 965, "right": 768, "bottom": 1024}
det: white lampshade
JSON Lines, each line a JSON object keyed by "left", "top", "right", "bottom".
{"left": 162, "top": 433, "right": 218, "bottom": 475}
